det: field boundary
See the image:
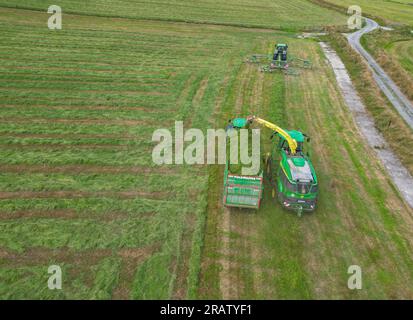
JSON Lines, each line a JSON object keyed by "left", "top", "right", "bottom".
{"left": 347, "top": 18, "right": 413, "bottom": 129}
{"left": 320, "top": 41, "right": 413, "bottom": 209}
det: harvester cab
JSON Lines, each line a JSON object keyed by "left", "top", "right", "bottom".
{"left": 275, "top": 130, "right": 308, "bottom": 154}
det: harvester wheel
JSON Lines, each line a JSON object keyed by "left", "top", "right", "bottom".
{"left": 277, "top": 192, "right": 283, "bottom": 203}
{"left": 265, "top": 153, "right": 271, "bottom": 175}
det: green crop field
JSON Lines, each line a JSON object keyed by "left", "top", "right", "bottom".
{"left": 0, "top": 0, "right": 347, "bottom": 30}
{"left": 199, "top": 40, "right": 413, "bottom": 299}
{"left": 0, "top": 7, "right": 233, "bottom": 299}
{"left": 1, "top": 1, "right": 413, "bottom": 300}
{"left": 317, "top": 0, "right": 413, "bottom": 26}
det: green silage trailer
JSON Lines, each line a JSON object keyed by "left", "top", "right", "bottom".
{"left": 223, "top": 160, "right": 264, "bottom": 209}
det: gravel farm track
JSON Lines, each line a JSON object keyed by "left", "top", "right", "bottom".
{"left": 347, "top": 18, "right": 413, "bottom": 129}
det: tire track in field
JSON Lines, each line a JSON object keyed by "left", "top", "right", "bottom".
{"left": 219, "top": 206, "right": 232, "bottom": 299}
{"left": 187, "top": 76, "right": 209, "bottom": 127}
{"left": 112, "top": 244, "right": 161, "bottom": 300}
{"left": 218, "top": 61, "right": 264, "bottom": 299}
{"left": 212, "top": 72, "right": 232, "bottom": 118}
{"left": 218, "top": 63, "right": 254, "bottom": 299}
{"left": 176, "top": 73, "right": 198, "bottom": 109}
{"left": 171, "top": 213, "right": 197, "bottom": 299}
{"left": 288, "top": 73, "right": 339, "bottom": 297}
{"left": 235, "top": 64, "right": 254, "bottom": 115}
{"left": 232, "top": 64, "right": 265, "bottom": 298}
{"left": 197, "top": 68, "right": 238, "bottom": 299}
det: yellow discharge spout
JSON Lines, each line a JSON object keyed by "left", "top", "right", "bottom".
{"left": 247, "top": 116, "right": 297, "bottom": 154}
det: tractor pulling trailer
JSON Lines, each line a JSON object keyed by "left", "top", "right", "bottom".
{"left": 223, "top": 116, "right": 318, "bottom": 216}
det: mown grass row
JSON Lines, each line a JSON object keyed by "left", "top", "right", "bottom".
{"left": 0, "top": 8, "right": 210, "bottom": 299}
{"left": 0, "top": 197, "right": 188, "bottom": 217}
{"left": 0, "top": 256, "right": 122, "bottom": 299}
{"left": 0, "top": 6, "right": 284, "bottom": 299}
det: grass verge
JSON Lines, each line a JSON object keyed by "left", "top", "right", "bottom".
{"left": 325, "top": 32, "right": 413, "bottom": 175}
{"left": 361, "top": 29, "right": 413, "bottom": 101}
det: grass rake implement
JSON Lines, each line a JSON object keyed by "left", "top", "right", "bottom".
{"left": 246, "top": 43, "right": 312, "bottom": 76}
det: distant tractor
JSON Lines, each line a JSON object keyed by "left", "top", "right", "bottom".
{"left": 222, "top": 116, "right": 318, "bottom": 215}
{"left": 272, "top": 43, "right": 289, "bottom": 69}
{"left": 246, "top": 43, "right": 312, "bottom": 75}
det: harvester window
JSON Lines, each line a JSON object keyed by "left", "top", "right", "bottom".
{"left": 279, "top": 140, "right": 291, "bottom": 154}
{"left": 298, "top": 183, "right": 311, "bottom": 194}
{"left": 281, "top": 170, "right": 295, "bottom": 192}
{"left": 311, "top": 184, "right": 318, "bottom": 193}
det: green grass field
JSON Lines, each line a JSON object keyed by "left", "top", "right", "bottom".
{"left": 0, "top": 5, "right": 321, "bottom": 299}
{"left": 1, "top": 2, "right": 413, "bottom": 300}
{"left": 360, "top": 29, "right": 413, "bottom": 103}
{"left": 0, "top": 7, "right": 232, "bottom": 299}
{"left": 0, "top": 0, "right": 347, "bottom": 30}
{"left": 316, "top": 0, "right": 413, "bottom": 26}
{"left": 198, "top": 39, "right": 413, "bottom": 299}
{"left": 390, "top": 39, "right": 413, "bottom": 76}
{"left": 363, "top": 30, "right": 413, "bottom": 78}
